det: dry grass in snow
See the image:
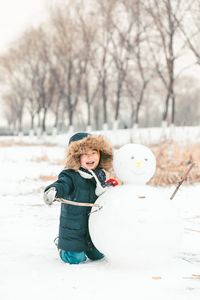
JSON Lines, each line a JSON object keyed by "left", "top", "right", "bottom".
{"left": 150, "top": 141, "right": 200, "bottom": 186}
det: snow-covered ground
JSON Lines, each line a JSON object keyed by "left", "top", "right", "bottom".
{"left": 0, "top": 140, "right": 200, "bottom": 300}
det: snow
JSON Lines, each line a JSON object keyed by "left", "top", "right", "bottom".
{"left": 0, "top": 138, "right": 200, "bottom": 300}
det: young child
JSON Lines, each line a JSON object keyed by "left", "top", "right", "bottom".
{"left": 43, "top": 132, "right": 114, "bottom": 264}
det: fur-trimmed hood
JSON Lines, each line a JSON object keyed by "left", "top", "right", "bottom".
{"left": 65, "top": 134, "right": 113, "bottom": 171}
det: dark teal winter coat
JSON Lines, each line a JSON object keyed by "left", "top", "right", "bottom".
{"left": 45, "top": 169, "right": 98, "bottom": 252}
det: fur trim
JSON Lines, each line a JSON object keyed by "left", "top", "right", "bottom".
{"left": 65, "top": 135, "right": 113, "bottom": 171}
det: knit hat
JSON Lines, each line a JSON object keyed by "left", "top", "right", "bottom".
{"left": 68, "top": 132, "right": 90, "bottom": 144}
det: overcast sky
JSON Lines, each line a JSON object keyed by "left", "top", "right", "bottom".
{"left": 0, "top": 0, "right": 52, "bottom": 53}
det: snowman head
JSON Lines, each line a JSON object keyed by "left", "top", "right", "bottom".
{"left": 113, "top": 144, "right": 156, "bottom": 185}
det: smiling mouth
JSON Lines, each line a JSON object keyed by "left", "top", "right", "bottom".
{"left": 86, "top": 161, "right": 95, "bottom": 166}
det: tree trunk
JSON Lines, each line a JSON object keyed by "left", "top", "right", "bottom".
{"left": 30, "top": 114, "right": 34, "bottom": 130}
{"left": 162, "top": 92, "right": 170, "bottom": 123}
{"left": 68, "top": 105, "right": 74, "bottom": 128}
{"left": 171, "top": 95, "right": 175, "bottom": 125}
{"left": 114, "top": 78, "right": 122, "bottom": 126}
{"left": 41, "top": 108, "right": 47, "bottom": 133}
{"left": 85, "top": 83, "right": 91, "bottom": 128}
{"left": 102, "top": 77, "right": 108, "bottom": 127}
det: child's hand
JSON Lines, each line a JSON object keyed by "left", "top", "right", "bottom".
{"left": 43, "top": 187, "right": 57, "bottom": 206}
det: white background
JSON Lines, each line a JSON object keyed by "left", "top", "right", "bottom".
{"left": 0, "top": 0, "right": 50, "bottom": 52}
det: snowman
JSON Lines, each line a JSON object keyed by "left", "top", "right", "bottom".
{"left": 89, "top": 143, "right": 182, "bottom": 269}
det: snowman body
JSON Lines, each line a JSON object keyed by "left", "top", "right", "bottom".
{"left": 89, "top": 144, "right": 182, "bottom": 268}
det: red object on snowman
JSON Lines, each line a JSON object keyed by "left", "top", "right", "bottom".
{"left": 106, "top": 178, "right": 119, "bottom": 186}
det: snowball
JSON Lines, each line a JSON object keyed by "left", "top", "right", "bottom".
{"left": 89, "top": 184, "right": 183, "bottom": 269}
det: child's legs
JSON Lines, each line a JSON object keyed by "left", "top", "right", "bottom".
{"left": 59, "top": 250, "right": 87, "bottom": 264}
{"left": 85, "top": 247, "right": 104, "bottom": 261}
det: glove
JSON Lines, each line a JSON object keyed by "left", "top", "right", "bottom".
{"left": 43, "top": 187, "right": 57, "bottom": 206}
{"left": 106, "top": 178, "right": 119, "bottom": 186}
{"left": 87, "top": 170, "right": 110, "bottom": 196}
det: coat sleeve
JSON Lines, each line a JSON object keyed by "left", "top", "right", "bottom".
{"left": 44, "top": 170, "right": 73, "bottom": 198}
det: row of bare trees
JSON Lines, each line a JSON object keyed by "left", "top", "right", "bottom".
{"left": 1, "top": 0, "right": 200, "bottom": 135}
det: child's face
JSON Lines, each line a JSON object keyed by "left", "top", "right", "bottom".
{"left": 80, "top": 149, "right": 100, "bottom": 170}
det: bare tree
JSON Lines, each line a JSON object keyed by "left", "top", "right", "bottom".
{"left": 91, "top": 0, "right": 117, "bottom": 129}
{"left": 49, "top": 6, "right": 86, "bottom": 132}
{"left": 76, "top": 9, "right": 100, "bottom": 130}
{"left": 3, "top": 93, "right": 19, "bottom": 133}
{"left": 0, "top": 27, "right": 56, "bottom": 134}
{"left": 121, "top": 0, "right": 154, "bottom": 127}
{"left": 144, "top": 0, "right": 194, "bottom": 125}
{"left": 108, "top": 1, "right": 134, "bottom": 129}
{"left": 0, "top": 49, "right": 26, "bottom": 134}
{"left": 176, "top": 0, "right": 200, "bottom": 64}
